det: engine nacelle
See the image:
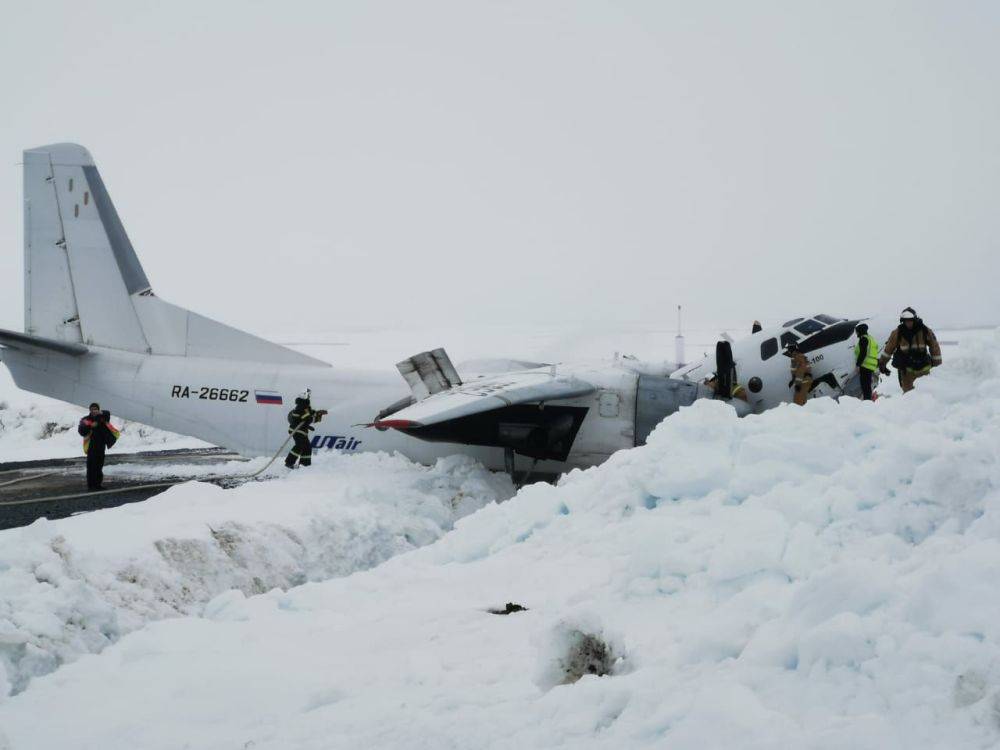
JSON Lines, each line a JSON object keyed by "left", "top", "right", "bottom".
{"left": 634, "top": 375, "right": 711, "bottom": 446}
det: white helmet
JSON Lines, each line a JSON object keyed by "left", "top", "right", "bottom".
{"left": 900, "top": 308, "right": 917, "bottom": 321}
{"left": 298, "top": 388, "right": 311, "bottom": 401}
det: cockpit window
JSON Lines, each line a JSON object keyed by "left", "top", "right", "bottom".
{"left": 782, "top": 317, "right": 804, "bottom": 327}
{"left": 761, "top": 337, "right": 779, "bottom": 361}
{"left": 793, "top": 319, "right": 824, "bottom": 335}
{"left": 797, "top": 320, "right": 859, "bottom": 354}
{"left": 814, "top": 314, "right": 843, "bottom": 325}
{"left": 779, "top": 331, "right": 800, "bottom": 349}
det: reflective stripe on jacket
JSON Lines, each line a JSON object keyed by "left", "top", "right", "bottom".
{"left": 880, "top": 326, "right": 942, "bottom": 369}
{"left": 78, "top": 416, "right": 120, "bottom": 454}
{"left": 288, "top": 407, "right": 323, "bottom": 434}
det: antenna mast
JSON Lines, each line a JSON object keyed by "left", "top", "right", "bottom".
{"left": 674, "top": 304, "right": 685, "bottom": 366}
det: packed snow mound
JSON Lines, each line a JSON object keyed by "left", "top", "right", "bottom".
{"left": 0, "top": 452, "right": 512, "bottom": 698}
{"left": 0, "top": 370, "right": 206, "bottom": 461}
{"left": 1, "top": 334, "right": 999, "bottom": 749}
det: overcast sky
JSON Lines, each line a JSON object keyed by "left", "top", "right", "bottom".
{"left": 1, "top": 1, "right": 997, "bottom": 338}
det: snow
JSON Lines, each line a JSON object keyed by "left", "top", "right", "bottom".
{"left": 0, "top": 452, "right": 511, "bottom": 697}
{"left": 0, "top": 327, "right": 998, "bottom": 748}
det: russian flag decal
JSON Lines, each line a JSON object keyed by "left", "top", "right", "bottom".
{"left": 255, "top": 390, "right": 283, "bottom": 405}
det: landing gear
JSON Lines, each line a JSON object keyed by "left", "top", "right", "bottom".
{"left": 504, "top": 447, "right": 540, "bottom": 489}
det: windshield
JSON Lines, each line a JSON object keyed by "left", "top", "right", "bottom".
{"left": 793, "top": 319, "right": 824, "bottom": 335}
{"left": 814, "top": 314, "right": 844, "bottom": 325}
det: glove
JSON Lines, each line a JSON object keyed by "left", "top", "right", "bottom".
{"left": 878, "top": 364, "right": 891, "bottom": 376}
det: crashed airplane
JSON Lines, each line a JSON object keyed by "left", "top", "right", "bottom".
{"left": 0, "top": 144, "right": 891, "bottom": 477}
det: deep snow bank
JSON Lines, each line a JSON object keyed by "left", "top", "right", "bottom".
{"left": 1, "top": 333, "right": 999, "bottom": 749}
{"left": 0, "top": 453, "right": 512, "bottom": 697}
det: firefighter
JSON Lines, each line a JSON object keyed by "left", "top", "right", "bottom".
{"left": 704, "top": 341, "right": 748, "bottom": 402}
{"left": 285, "top": 389, "right": 328, "bottom": 468}
{"left": 853, "top": 322, "right": 879, "bottom": 401}
{"left": 78, "top": 403, "right": 120, "bottom": 491}
{"left": 878, "top": 307, "right": 942, "bottom": 393}
{"left": 785, "top": 343, "right": 812, "bottom": 406}
{"left": 705, "top": 374, "right": 749, "bottom": 402}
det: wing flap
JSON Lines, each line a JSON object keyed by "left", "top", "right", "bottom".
{"left": 374, "top": 370, "right": 595, "bottom": 428}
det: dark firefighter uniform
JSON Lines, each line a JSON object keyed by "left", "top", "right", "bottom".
{"left": 285, "top": 395, "right": 326, "bottom": 468}
{"left": 706, "top": 341, "right": 749, "bottom": 402}
{"left": 879, "top": 308, "right": 942, "bottom": 393}
{"left": 706, "top": 376, "right": 748, "bottom": 402}
{"left": 78, "top": 407, "right": 120, "bottom": 491}
{"left": 854, "top": 323, "right": 879, "bottom": 401}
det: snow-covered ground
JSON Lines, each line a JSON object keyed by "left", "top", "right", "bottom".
{"left": 0, "top": 327, "right": 998, "bottom": 749}
{"left": 0, "top": 452, "right": 511, "bottom": 699}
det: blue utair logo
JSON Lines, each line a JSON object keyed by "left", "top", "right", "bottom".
{"left": 311, "top": 435, "right": 363, "bottom": 451}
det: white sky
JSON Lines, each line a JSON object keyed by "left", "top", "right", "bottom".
{"left": 1, "top": 1, "right": 998, "bottom": 337}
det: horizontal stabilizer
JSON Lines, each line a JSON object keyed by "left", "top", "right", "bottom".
{"left": 0, "top": 328, "right": 89, "bottom": 356}
{"left": 375, "top": 369, "right": 595, "bottom": 428}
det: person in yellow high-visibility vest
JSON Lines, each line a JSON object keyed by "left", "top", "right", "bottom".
{"left": 853, "top": 323, "right": 880, "bottom": 401}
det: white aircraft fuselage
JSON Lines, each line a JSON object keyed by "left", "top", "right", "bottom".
{"left": 1, "top": 143, "right": 894, "bottom": 477}
{"left": 2, "top": 344, "right": 646, "bottom": 474}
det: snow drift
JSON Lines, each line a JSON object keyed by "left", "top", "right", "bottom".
{"left": 1, "top": 331, "right": 999, "bottom": 749}
{"left": 0, "top": 453, "right": 511, "bottom": 697}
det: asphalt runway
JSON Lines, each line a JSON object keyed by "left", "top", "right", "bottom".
{"left": 0, "top": 448, "right": 246, "bottom": 530}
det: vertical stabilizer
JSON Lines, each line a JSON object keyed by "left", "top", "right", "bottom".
{"left": 23, "top": 146, "right": 82, "bottom": 343}
{"left": 20, "top": 143, "right": 329, "bottom": 366}
{"left": 24, "top": 144, "right": 150, "bottom": 352}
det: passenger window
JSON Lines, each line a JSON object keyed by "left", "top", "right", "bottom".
{"left": 760, "top": 338, "right": 778, "bottom": 360}
{"left": 780, "top": 331, "right": 800, "bottom": 349}
{"left": 782, "top": 318, "right": 804, "bottom": 327}
{"left": 814, "top": 314, "right": 842, "bottom": 325}
{"left": 793, "top": 319, "right": 824, "bottom": 335}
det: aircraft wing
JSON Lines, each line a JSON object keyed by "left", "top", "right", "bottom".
{"left": 374, "top": 370, "right": 595, "bottom": 428}
{"left": 0, "top": 328, "right": 89, "bottom": 357}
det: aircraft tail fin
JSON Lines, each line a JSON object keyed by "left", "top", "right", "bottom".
{"left": 22, "top": 144, "right": 325, "bottom": 366}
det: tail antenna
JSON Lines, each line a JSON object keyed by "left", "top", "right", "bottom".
{"left": 674, "top": 304, "right": 685, "bottom": 366}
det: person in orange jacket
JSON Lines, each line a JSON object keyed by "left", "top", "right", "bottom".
{"left": 78, "top": 403, "right": 120, "bottom": 491}
{"left": 785, "top": 343, "right": 813, "bottom": 406}
{"left": 878, "top": 307, "right": 942, "bottom": 393}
